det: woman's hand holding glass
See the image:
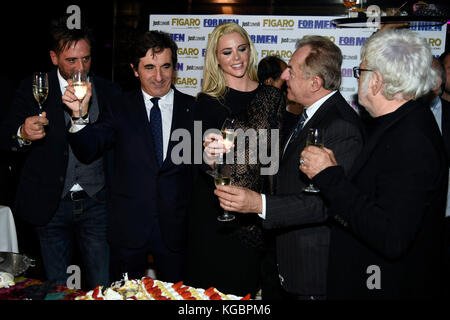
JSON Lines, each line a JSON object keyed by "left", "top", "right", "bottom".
{"left": 204, "top": 131, "right": 235, "bottom": 176}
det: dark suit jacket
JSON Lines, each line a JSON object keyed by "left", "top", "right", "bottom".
{"left": 314, "top": 100, "right": 448, "bottom": 299}
{"left": 0, "top": 72, "right": 16, "bottom": 205}
{"left": 67, "top": 88, "right": 195, "bottom": 251}
{"left": 441, "top": 98, "right": 450, "bottom": 165}
{"left": 0, "top": 69, "right": 120, "bottom": 225}
{"left": 263, "top": 91, "right": 364, "bottom": 295}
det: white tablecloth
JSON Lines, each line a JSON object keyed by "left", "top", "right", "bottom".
{"left": 0, "top": 206, "right": 19, "bottom": 253}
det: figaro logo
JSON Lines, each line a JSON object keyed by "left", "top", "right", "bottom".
{"left": 172, "top": 18, "right": 201, "bottom": 27}
{"left": 175, "top": 77, "right": 198, "bottom": 86}
{"left": 203, "top": 18, "right": 239, "bottom": 27}
{"left": 261, "top": 49, "right": 293, "bottom": 59}
{"left": 262, "top": 19, "right": 295, "bottom": 28}
{"left": 177, "top": 47, "right": 199, "bottom": 56}
{"left": 424, "top": 38, "right": 442, "bottom": 47}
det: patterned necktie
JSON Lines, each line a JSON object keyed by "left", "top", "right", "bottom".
{"left": 290, "top": 109, "right": 308, "bottom": 142}
{"left": 150, "top": 97, "right": 163, "bottom": 167}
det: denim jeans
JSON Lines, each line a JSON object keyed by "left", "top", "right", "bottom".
{"left": 36, "top": 189, "right": 109, "bottom": 289}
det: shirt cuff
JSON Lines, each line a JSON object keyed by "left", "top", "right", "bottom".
{"left": 258, "top": 194, "right": 266, "bottom": 220}
{"left": 69, "top": 123, "right": 87, "bottom": 133}
{"left": 16, "top": 125, "right": 31, "bottom": 146}
{"left": 69, "top": 115, "right": 89, "bottom": 133}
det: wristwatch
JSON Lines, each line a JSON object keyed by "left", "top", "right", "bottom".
{"left": 71, "top": 113, "right": 89, "bottom": 121}
{"left": 15, "top": 127, "right": 32, "bottom": 146}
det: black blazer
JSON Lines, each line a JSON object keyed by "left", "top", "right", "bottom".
{"left": 0, "top": 69, "right": 120, "bottom": 225}
{"left": 68, "top": 88, "right": 195, "bottom": 251}
{"left": 441, "top": 98, "right": 450, "bottom": 164}
{"left": 263, "top": 91, "right": 364, "bottom": 295}
{"left": 314, "top": 100, "right": 448, "bottom": 299}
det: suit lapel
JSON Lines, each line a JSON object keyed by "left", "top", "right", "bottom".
{"left": 282, "top": 93, "right": 336, "bottom": 161}
{"left": 441, "top": 99, "right": 450, "bottom": 163}
{"left": 161, "top": 89, "right": 191, "bottom": 169}
{"left": 47, "top": 69, "right": 68, "bottom": 132}
{"left": 129, "top": 89, "right": 159, "bottom": 170}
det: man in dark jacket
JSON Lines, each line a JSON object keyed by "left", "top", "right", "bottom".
{"left": 0, "top": 22, "right": 120, "bottom": 289}
{"left": 64, "top": 31, "right": 195, "bottom": 283}
{"left": 300, "top": 28, "right": 447, "bottom": 299}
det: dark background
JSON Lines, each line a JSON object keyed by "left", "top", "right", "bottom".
{"left": 1, "top": 0, "right": 449, "bottom": 91}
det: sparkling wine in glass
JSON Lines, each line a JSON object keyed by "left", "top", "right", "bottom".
{"left": 215, "top": 164, "right": 235, "bottom": 222}
{"left": 303, "top": 128, "right": 323, "bottom": 193}
{"left": 32, "top": 72, "right": 48, "bottom": 116}
{"left": 71, "top": 70, "right": 89, "bottom": 125}
{"left": 206, "top": 118, "right": 236, "bottom": 177}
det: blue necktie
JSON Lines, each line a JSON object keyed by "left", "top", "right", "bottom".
{"left": 290, "top": 109, "right": 308, "bottom": 142}
{"left": 150, "top": 97, "right": 163, "bottom": 167}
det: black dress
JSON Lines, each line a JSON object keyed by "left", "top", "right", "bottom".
{"left": 186, "top": 85, "right": 285, "bottom": 297}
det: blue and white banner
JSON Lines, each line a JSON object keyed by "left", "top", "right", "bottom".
{"left": 150, "top": 15, "right": 447, "bottom": 110}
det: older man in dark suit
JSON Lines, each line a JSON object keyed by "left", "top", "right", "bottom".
{"left": 301, "top": 29, "right": 447, "bottom": 299}
{"left": 64, "top": 30, "right": 195, "bottom": 283}
{"left": 214, "top": 36, "right": 364, "bottom": 299}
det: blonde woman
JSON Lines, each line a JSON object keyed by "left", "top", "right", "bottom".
{"left": 186, "top": 22, "right": 286, "bottom": 298}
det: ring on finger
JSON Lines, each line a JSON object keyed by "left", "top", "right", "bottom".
{"left": 300, "top": 158, "right": 306, "bottom": 166}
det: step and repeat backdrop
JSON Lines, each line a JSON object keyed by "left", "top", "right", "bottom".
{"left": 149, "top": 14, "right": 447, "bottom": 110}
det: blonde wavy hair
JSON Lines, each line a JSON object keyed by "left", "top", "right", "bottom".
{"left": 201, "top": 22, "right": 258, "bottom": 98}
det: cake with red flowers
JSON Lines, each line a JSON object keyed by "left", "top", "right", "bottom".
{"left": 75, "top": 274, "right": 250, "bottom": 300}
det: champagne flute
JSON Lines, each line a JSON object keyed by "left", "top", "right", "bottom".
{"left": 303, "top": 128, "right": 323, "bottom": 193}
{"left": 32, "top": 72, "right": 48, "bottom": 116}
{"left": 71, "top": 70, "right": 89, "bottom": 125}
{"left": 215, "top": 164, "right": 235, "bottom": 222}
{"left": 206, "top": 118, "right": 236, "bottom": 177}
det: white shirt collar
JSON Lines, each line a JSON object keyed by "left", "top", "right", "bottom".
{"left": 304, "top": 90, "right": 337, "bottom": 124}
{"left": 57, "top": 69, "right": 68, "bottom": 95}
{"left": 141, "top": 88, "right": 174, "bottom": 107}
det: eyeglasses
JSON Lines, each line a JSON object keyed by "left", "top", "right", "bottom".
{"left": 353, "top": 66, "right": 374, "bottom": 79}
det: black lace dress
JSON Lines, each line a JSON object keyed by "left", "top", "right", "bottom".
{"left": 185, "top": 85, "right": 285, "bottom": 297}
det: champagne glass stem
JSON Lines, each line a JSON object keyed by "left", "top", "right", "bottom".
{"left": 79, "top": 101, "right": 83, "bottom": 119}
{"left": 218, "top": 209, "right": 234, "bottom": 222}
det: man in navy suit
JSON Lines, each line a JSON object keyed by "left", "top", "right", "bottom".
{"left": 300, "top": 29, "right": 447, "bottom": 299}
{"left": 64, "top": 31, "right": 195, "bottom": 283}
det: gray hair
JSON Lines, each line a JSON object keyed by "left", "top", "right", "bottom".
{"left": 361, "top": 28, "right": 436, "bottom": 100}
